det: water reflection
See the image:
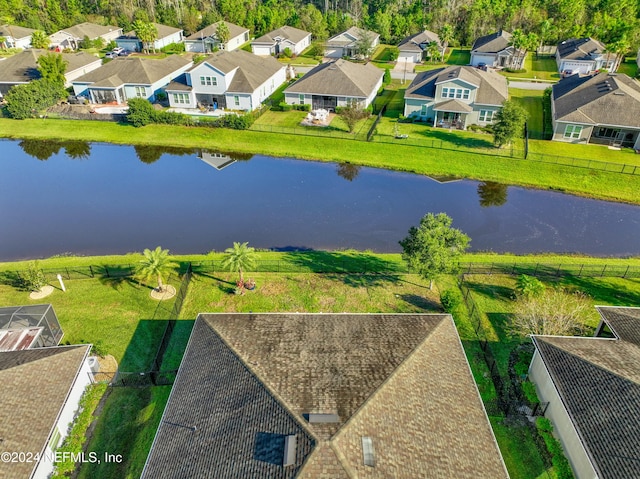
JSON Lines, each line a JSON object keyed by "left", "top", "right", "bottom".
{"left": 132, "top": 145, "right": 254, "bottom": 166}
{"left": 19, "top": 140, "right": 91, "bottom": 161}
{"left": 336, "top": 163, "right": 361, "bottom": 182}
{"left": 477, "top": 182, "right": 508, "bottom": 207}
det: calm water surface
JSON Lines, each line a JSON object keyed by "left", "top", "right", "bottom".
{"left": 1, "top": 139, "right": 639, "bottom": 260}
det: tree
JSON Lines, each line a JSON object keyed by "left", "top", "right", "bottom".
{"left": 508, "top": 288, "right": 591, "bottom": 337}
{"left": 215, "top": 21, "right": 230, "bottom": 49}
{"left": 30, "top": 30, "right": 50, "bottom": 49}
{"left": 221, "top": 242, "right": 257, "bottom": 283}
{"left": 135, "top": 246, "right": 178, "bottom": 292}
{"left": 383, "top": 67, "right": 391, "bottom": 85}
{"left": 492, "top": 100, "right": 527, "bottom": 147}
{"left": 477, "top": 182, "right": 508, "bottom": 207}
{"left": 355, "top": 30, "right": 375, "bottom": 59}
{"left": 0, "top": 36, "right": 6, "bottom": 49}
{"left": 399, "top": 212, "right": 470, "bottom": 290}
{"left": 133, "top": 20, "right": 158, "bottom": 53}
{"left": 5, "top": 80, "right": 66, "bottom": 119}
{"left": 439, "top": 23, "right": 454, "bottom": 60}
{"left": 515, "top": 274, "right": 545, "bottom": 298}
{"left": 297, "top": 4, "right": 328, "bottom": 41}
{"left": 23, "top": 261, "right": 47, "bottom": 292}
{"left": 127, "top": 98, "right": 157, "bottom": 126}
{"left": 509, "top": 29, "right": 527, "bottom": 69}
{"left": 426, "top": 41, "right": 440, "bottom": 63}
{"left": 338, "top": 102, "right": 370, "bottom": 133}
{"left": 37, "top": 53, "right": 67, "bottom": 85}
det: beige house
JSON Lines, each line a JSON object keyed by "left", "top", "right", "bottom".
{"left": 251, "top": 25, "right": 311, "bottom": 56}
{"left": 184, "top": 21, "right": 249, "bottom": 53}
{"left": 49, "top": 22, "right": 122, "bottom": 50}
{"left": 325, "top": 26, "right": 380, "bottom": 59}
{"left": 529, "top": 306, "right": 640, "bottom": 479}
{"left": 0, "top": 24, "right": 36, "bottom": 49}
{"left": 397, "top": 30, "right": 441, "bottom": 63}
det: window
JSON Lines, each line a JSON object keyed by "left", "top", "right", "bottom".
{"left": 234, "top": 95, "right": 240, "bottom": 106}
{"left": 597, "top": 127, "right": 620, "bottom": 138}
{"left": 420, "top": 104, "right": 427, "bottom": 116}
{"left": 299, "top": 94, "right": 305, "bottom": 105}
{"left": 442, "top": 87, "right": 470, "bottom": 100}
{"left": 200, "top": 76, "right": 216, "bottom": 86}
{"left": 479, "top": 110, "right": 494, "bottom": 122}
{"left": 172, "top": 93, "right": 189, "bottom": 104}
{"left": 135, "top": 86, "right": 146, "bottom": 98}
{"left": 564, "top": 125, "right": 583, "bottom": 139}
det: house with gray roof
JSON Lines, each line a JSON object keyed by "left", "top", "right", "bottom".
{"left": 0, "top": 49, "right": 102, "bottom": 97}
{"left": 115, "top": 23, "right": 184, "bottom": 53}
{"left": 0, "top": 24, "right": 36, "bottom": 49}
{"left": 283, "top": 59, "right": 383, "bottom": 111}
{"left": 72, "top": 55, "right": 192, "bottom": 104}
{"left": 470, "top": 30, "right": 516, "bottom": 68}
{"left": 251, "top": 25, "right": 311, "bottom": 56}
{"left": 49, "top": 22, "right": 122, "bottom": 51}
{"left": 404, "top": 65, "right": 508, "bottom": 129}
{"left": 166, "top": 49, "right": 286, "bottom": 111}
{"left": 184, "top": 21, "right": 249, "bottom": 53}
{"left": 551, "top": 72, "right": 640, "bottom": 149}
{"left": 324, "top": 26, "right": 380, "bottom": 59}
{"left": 0, "top": 344, "right": 93, "bottom": 479}
{"left": 142, "top": 313, "right": 509, "bottom": 479}
{"left": 397, "top": 30, "right": 441, "bottom": 63}
{"left": 529, "top": 306, "right": 640, "bottom": 479}
{"left": 556, "top": 37, "right": 614, "bottom": 74}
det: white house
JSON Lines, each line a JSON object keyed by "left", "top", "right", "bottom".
{"left": 403, "top": 65, "right": 508, "bottom": 129}
{"left": 115, "top": 23, "right": 184, "bottom": 52}
{"left": 325, "top": 27, "right": 380, "bottom": 59}
{"left": 470, "top": 30, "right": 516, "bottom": 68}
{"left": 0, "top": 24, "right": 36, "bottom": 49}
{"left": 184, "top": 21, "right": 249, "bottom": 53}
{"left": 397, "top": 30, "right": 441, "bottom": 63}
{"left": 72, "top": 55, "right": 192, "bottom": 104}
{"left": 284, "top": 59, "right": 383, "bottom": 111}
{"left": 251, "top": 25, "right": 311, "bottom": 56}
{"left": 166, "top": 49, "right": 286, "bottom": 111}
{"left": 556, "top": 37, "right": 614, "bottom": 74}
{"left": 49, "top": 22, "right": 123, "bottom": 50}
{"left": 0, "top": 344, "right": 93, "bottom": 479}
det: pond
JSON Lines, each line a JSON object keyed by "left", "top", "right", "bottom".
{"left": 1, "top": 139, "right": 639, "bottom": 261}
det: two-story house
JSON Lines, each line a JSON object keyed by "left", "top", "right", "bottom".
{"left": 166, "top": 50, "right": 286, "bottom": 111}
{"left": 556, "top": 37, "right": 614, "bottom": 74}
{"left": 184, "top": 21, "right": 249, "bottom": 53}
{"left": 403, "top": 65, "right": 508, "bottom": 129}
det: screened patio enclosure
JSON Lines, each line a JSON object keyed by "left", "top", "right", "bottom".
{"left": 0, "top": 304, "right": 63, "bottom": 350}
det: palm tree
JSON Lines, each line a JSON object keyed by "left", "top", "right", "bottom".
{"left": 439, "top": 24, "right": 454, "bottom": 62}
{"left": 133, "top": 21, "right": 158, "bottom": 54}
{"left": 30, "top": 30, "right": 50, "bottom": 49}
{"left": 136, "top": 246, "right": 178, "bottom": 292}
{"left": 221, "top": 242, "right": 257, "bottom": 283}
{"left": 509, "top": 29, "right": 527, "bottom": 69}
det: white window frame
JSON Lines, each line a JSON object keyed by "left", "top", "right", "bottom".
{"left": 234, "top": 95, "right": 240, "bottom": 106}
{"left": 563, "top": 124, "right": 583, "bottom": 139}
{"left": 135, "top": 86, "right": 146, "bottom": 98}
{"left": 479, "top": 110, "right": 494, "bottom": 122}
{"left": 172, "top": 93, "right": 189, "bottom": 104}
{"left": 299, "top": 94, "right": 305, "bottom": 105}
{"left": 420, "top": 104, "right": 427, "bottom": 116}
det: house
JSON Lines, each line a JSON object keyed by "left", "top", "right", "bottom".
{"left": 470, "top": 30, "right": 515, "bottom": 68}
{"left": 397, "top": 30, "right": 442, "bottom": 63}
{"left": 72, "top": 55, "right": 192, "bottom": 104}
{"left": 283, "top": 59, "right": 383, "bottom": 111}
{"left": 556, "top": 37, "right": 614, "bottom": 74}
{"left": 165, "top": 50, "right": 285, "bottom": 111}
{"left": 251, "top": 25, "right": 311, "bottom": 56}
{"left": 49, "top": 22, "right": 123, "bottom": 50}
{"left": 0, "top": 49, "right": 102, "bottom": 97}
{"left": 0, "top": 24, "right": 36, "bottom": 49}
{"left": 184, "top": 21, "right": 249, "bottom": 53}
{"left": 529, "top": 306, "right": 640, "bottom": 479}
{"left": 550, "top": 72, "right": 640, "bottom": 149}
{"left": 325, "top": 26, "right": 380, "bottom": 59}
{"left": 115, "top": 23, "right": 184, "bottom": 52}
{"left": 403, "top": 65, "right": 508, "bottom": 129}
{"left": 142, "top": 313, "right": 509, "bottom": 478}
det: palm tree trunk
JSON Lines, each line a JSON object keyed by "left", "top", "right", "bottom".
{"left": 157, "top": 274, "right": 164, "bottom": 292}
{"left": 239, "top": 267, "right": 244, "bottom": 283}
{"left": 429, "top": 279, "right": 433, "bottom": 290}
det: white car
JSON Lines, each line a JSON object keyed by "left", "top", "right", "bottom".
{"left": 111, "top": 47, "right": 125, "bottom": 55}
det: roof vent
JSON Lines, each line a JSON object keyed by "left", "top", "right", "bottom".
{"left": 613, "top": 92, "right": 625, "bottom": 96}
{"left": 283, "top": 435, "right": 297, "bottom": 466}
{"left": 362, "top": 437, "right": 375, "bottom": 467}
{"left": 307, "top": 413, "right": 340, "bottom": 423}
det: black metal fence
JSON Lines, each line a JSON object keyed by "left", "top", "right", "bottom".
{"left": 94, "top": 369, "right": 178, "bottom": 387}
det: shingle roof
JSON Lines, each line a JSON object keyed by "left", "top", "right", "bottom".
{"left": 73, "top": 55, "right": 191, "bottom": 87}
{"left": 122, "top": 23, "right": 182, "bottom": 40}
{"left": 253, "top": 26, "right": 311, "bottom": 45}
{"left": 552, "top": 72, "right": 640, "bottom": 127}
{"left": 284, "top": 59, "right": 383, "bottom": 98}
{"left": 472, "top": 30, "right": 512, "bottom": 53}
{"left": 398, "top": 30, "right": 441, "bottom": 53}
{"left": 532, "top": 306, "right": 640, "bottom": 479}
{"left": 326, "top": 27, "right": 380, "bottom": 47}
{"left": 185, "top": 21, "right": 248, "bottom": 42}
{"left": 405, "top": 65, "right": 508, "bottom": 106}
{"left": 143, "top": 313, "right": 508, "bottom": 479}
{"left": 557, "top": 37, "right": 605, "bottom": 61}
{"left": 56, "top": 22, "right": 120, "bottom": 40}
{"left": 0, "top": 345, "right": 90, "bottom": 479}
{"left": 0, "top": 24, "right": 36, "bottom": 40}
{"left": 0, "top": 49, "right": 100, "bottom": 83}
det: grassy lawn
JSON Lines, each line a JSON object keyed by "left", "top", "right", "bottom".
{"left": 499, "top": 54, "right": 559, "bottom": 82}
{"left": 2, "top": 118, "right": 640, "bottom": 204}
{"left": 617, "top": 58, "right": 638, "bottom": 77}
{"left": 528, "top": 137, "right": 640, "bottom": 166}
{"left": 277, "top": 56, "right": 319, "bottom": 66}
{"left": 253, "top": 109, "right": 308, "bottom": 128}
{"left": 509, "top": 89, "right": 544, "bottom": 139}
{"left": 413, "top": 48, "right": 471, "bottom": 72}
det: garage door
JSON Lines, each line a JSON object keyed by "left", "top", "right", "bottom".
{"left": 561, "top": 62, "right": 592, "bottom": 74}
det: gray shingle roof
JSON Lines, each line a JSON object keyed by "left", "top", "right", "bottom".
{"left": 405, "top": 65, "right": 508, "bottom": 106}
{"left": 472, "top": 30, "right": 512, "bottom": 53}
{"left": 56, "top": 22, "right": 120, "bottom": 40}
{"left": 0, "top": 49, "right": 100, "bottom": 84}
{"left": 532, "top": 306, "right": 640, "bottom": 479}
{"left": 398, "top": 30, "right": 441, "bottom": 53}
{"left": 143, "top": 313, "right": 508, "bottom": 479}
{"left": 0, "top": 345, "right": 91, "bottom": 479}
{"left": 552, "top": 72, "right": 640, "bottom": 127}
{"left": 0, "top": 24, "right": 36, "bottom": 40}
{"left": 73, "top": 55, "right": 191, "bottom": 87}
{"left": 253, "top": 26, "right": 311, "bottom": 45}
{"left": 284, "top": 59, "right": 383, "bottom": 98}
{"left": 122, "top": 23, "right": 182, "bottom": 40}
{"left": 185, "top": 21, "right": 248, "bottom": 42}
{"left": 557, "top": 37, "right": 605, "bottom": 61}
{"left": 326, "top": 27, "right": 380, "bottom": 47}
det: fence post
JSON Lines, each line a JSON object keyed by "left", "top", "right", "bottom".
{"left": 601, "top": 265, "right": 607, "bottom": 277}
{"left": 66, "top": 267, "right": 70, "bottom": 279}
{"left": 533, "top": 263, "right": 539, "bottom": 275}
{"left": 89, "top": 265, "right": 94, "bottom": 278}
{"left": 104, "top": 266, "right": 110, "bottom": 278}
{"left": 578, "top": 264, "right": 584, "bottom": 277}
{"left": 623, "top": 265, "right": 630, "bottom": 278}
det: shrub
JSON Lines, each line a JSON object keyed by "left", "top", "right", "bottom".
{"left": 440, "top": 289, "right": 461, "bottom": 313}
{"left": 467, "top": 123, "right": 482, "bottom": 132}
{"left": 292, "top": 103, "right": 311, "bottom": 111}
{"left": 5, "top": 79, "right": 66, "bottom": 119}
{"left": 522, "top": 381, "right": 540, "bottom": 405}
{"left": 199, "top": 113, "right": 254, "bottom": 130}
{"left": 279, "top": 102, "right": 293, "bottom": 111}
{"left": 126, "top": 98, "right": 157, "bottom": 126}
{"left": 162, "top": 42, "right": 185, "bottom": 53}
{"left": 282, "top": 47, "right": 293, "bottom": 58}
{"left": 504, "top": 67, "right": 527, "bottom": 73}
{"left": 536, "top": 417, "right": 575, "bottom": 479}
{"left": 383, "top": 68, "right": 391, "bottom": 85}
{"left": 23, "top": 261, "right": 47, "bottom": 291}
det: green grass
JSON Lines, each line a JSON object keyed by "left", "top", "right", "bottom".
{"left": 277, "top": 56, "right": 319, "bottom": 65}
{"left": 413, "top": 48, "right": 471, "bottom": 72}
{"left": 528, "top": 136, "right": 640, "bottom": 166}
{"left": 509, "top": 89, "right": 544, "bottom": 139}
{"left": 617, "top": 58, "right": 638, "bottom": 78}
{"left": 499, "top": 54, "right": 560, "bottom": 82}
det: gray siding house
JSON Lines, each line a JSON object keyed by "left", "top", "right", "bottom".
{"left": 529, "top": 306, "right": 640, "bottom": 479}
{"left": 115, "top": 23, "right": 184, "bottom": 52}
{"left": 324, "top": 27, "right": 380, "bottom": 59}
{"left": 556, "top": 38, "right": 613, "bottom": 74}
{"left": 184, "top": 21, "right": 249, "bottom": 53}
{"left": 404, "top": 65, "right": 508, "bottom": 129}
{"left": 0, "top": 24, "right": 36, "bottom": 49}
{"left": 251, "top": 26, "right": 311, "bottom": 56}
{"left": 470, "top": 30, "right": 516, "bottom": 68}
{"left": 551, "top": 72, "right": 640, "bottom": 149}
{"left": 397, "top": 30, "right": 441, "bottom": 63}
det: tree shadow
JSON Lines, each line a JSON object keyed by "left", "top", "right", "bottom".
{"left": 398, "top": 293, "right": 443, "bottom": 312}
{"left": 557, "top": 276, "right": 640, "bottom": 305}
{"left": 0, "top": 271, "right": 27, "bottom": 290}
{"left": 487, "top": 312, "right": 517, "bottom": 342}
{"left": 417, "top": 128, "right": 495, "bottom": 149}
{"left": 464, "top": 281, "right": 515, "bottom": 302}
{"left": 97, "top": 265, "right": 140, "bottom": 291}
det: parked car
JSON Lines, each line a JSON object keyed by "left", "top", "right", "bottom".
{"left": 562, "top": 69, "right": 575, "bottom": 78}
{"left": 476, "top": 62, "right": 488, "bottom": 71}
{"left": 118, "top": 50, "right": 131, "bottom": 56}
{"left": 111, "top": 47, "right": 125, "bottom": 55}
{"left": 105, "top": 51, "right": 118, "bottom": 59}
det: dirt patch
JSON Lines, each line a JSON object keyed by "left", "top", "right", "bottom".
{"left": 29, "top": 285, "right": 54, "bottom": 299}
{"left": 151, "top": 284, "right": 176, "bottom": 300}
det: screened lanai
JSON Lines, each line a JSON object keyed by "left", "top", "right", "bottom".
{"left": 0, "top": 304, "right": 63, "bottom": 351}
